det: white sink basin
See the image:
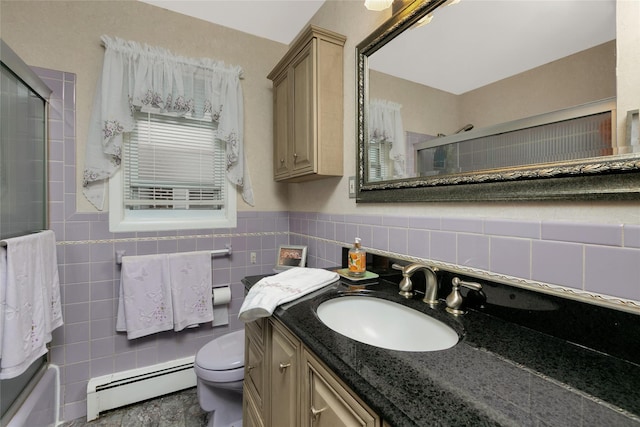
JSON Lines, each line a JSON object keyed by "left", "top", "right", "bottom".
{"left": 316, "top": 296, "right": 458, "bottom": 352}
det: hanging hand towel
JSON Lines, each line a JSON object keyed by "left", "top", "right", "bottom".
{"left": 168, "top": 252, "right": 213, "bottom": 331}
{"left": 238, "top": 267, "right": 338, "bottom": 323}
{"left": 116, "top": 254, "right": 173, "bottom": 339}
{"left": 39, "top": 230, "right": 63, "bottom": 336}
{"left": 0, "top": 230, "right": 63, "bottom": 379}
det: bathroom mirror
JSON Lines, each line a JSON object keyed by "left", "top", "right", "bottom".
{"left": 356, "top": 0, "right": 640, "bottom": 202}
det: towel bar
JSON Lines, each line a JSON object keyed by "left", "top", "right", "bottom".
{"left": 115, "top": 244, "right": 232, "bottom": 265}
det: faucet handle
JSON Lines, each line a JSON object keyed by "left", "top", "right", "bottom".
{"left": 391, "top": 263, "right": 405, "bottom": 272}
{"left": 445, "top": 277, "right": 482, "bottom": 315}
{"left": 392, "top": 264, "right": 414, "bottom": 298}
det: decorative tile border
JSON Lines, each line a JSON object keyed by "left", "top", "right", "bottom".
{"left": 56, "top": 231, "right": 288, "bottom": 246}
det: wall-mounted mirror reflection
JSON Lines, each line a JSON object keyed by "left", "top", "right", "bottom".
{"left": 365, "top": 0, "right": 618, "bottom": 183}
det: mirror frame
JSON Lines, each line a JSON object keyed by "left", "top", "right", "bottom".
{"left": 356, "top": 0, "right": 640, "bottom": 203}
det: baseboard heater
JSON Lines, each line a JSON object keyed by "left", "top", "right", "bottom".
{"left": 86, "top": 356, "right": 196, "bottom": 421}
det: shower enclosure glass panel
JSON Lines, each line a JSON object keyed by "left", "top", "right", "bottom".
{"left": 0, "top": 63, "right": 47, "bottom": 239}
{"left": 0, "top": 40, "right": 51, "bottom": 424}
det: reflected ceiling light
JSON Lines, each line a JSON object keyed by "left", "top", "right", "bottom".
{"left": 364, "top": 0, "right": 393, "bottom": 11}
{"left": 411, "top": 0, "right": 460, "bottom": 29}
{"left": 413, "top": 13, "right": 434, "bottom": 29}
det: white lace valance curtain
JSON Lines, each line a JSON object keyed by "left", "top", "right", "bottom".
{"left": 369, "top": 99, "right": 406, "bottom": 179}
{"left": 83, "top": 35, "right": 254, "bottom": 209}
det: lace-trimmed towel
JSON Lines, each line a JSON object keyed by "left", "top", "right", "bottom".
{"left": 116, "top": 254, "right": 173, "bottom": 339}
{"left": 238, "top": 267, "right": 339, "bottom": 323}
{"left": 168, "top": 251, "right": 213, "bottom": 331}
{"left": 0, "top": 230, "right": 63, "bottom": 379}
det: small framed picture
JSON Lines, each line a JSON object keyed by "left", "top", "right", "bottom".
{"left": 275, "top": 245, "right": 307, "bottom": 270}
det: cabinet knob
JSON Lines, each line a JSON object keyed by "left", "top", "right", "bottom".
{"left": 280, "top": 158, "right": 285, "bottom": 164}
{"left": 278, "top": 362, "right": 291, "bottom": 372}
{"left": 293, "top": 153, "right": 298, "bottom": 163}
{"left": 311, "top": 406, "right": 327, "bottom": 421}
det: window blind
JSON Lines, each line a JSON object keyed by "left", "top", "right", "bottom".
{"left": 368, "top": 139, "right": 391, "bottom": 181}
{"left": 123, "top": 110, "right": 225, "bottom": 210}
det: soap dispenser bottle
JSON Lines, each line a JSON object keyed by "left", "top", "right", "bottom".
{"left": 348, "top": 237, "right": 366, "bottom": 278}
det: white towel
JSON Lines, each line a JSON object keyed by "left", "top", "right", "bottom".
{"left": 116, "top": 254, "right": 173, "bottom": 339}
{"left": 238, "top": 267, "right": 339, "bottom": 323}
{"left": 168, "top": 251, "right": 213, "bottom": 331}
{"left": 39, "top": 231, "right": 63, "bottom": 336}
{"left": 0, "top": 230, "right": 63, "bottom": 379}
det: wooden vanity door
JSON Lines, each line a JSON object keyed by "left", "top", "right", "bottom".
{"left": 302, "top": 349, "right": 379, "bottom": 427}
{"left": 269, "top": 319, "right": 300, "bottom": 427}
{"left": 244, "top": 318, "right": 266, "bottom": 427}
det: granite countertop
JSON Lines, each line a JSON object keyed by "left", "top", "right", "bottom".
{"left": 242, "top": 275, "right": 640, "bottom": 427}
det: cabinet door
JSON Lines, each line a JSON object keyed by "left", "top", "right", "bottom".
{"left": 269, "top": 320, "right": 300, "bottom": 427}
{"left": 273, "top": 71, "right": 290, "bottom": 179}
{"left": 290, "top": 39, "right": 316, "bottom": 176}
{"left": 243, "top": 385, "right": 265, "bottom": 427}
{"left": 245, "top": 320, "right": 265, "bottom": 415}
{"left": 302, "top": 349, "right": 379, "bottom": 427}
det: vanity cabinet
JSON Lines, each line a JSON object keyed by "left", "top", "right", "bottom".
{"left": 267, "top": 25, "right": 346, "bottom": 182}
{"left": 243, "top": 317, "right": 380, "bottom": 427}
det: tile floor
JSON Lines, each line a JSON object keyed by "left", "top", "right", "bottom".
{"left": 61, "top": 387, "right": 208, "bottom": 427}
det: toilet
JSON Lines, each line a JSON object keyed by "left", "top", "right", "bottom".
{"left": 194, "top": 329, "right": 245, "bottom": 427}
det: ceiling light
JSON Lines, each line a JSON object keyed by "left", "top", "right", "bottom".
{"left": 364, "top": 0, "right": 393, "bottom": 11}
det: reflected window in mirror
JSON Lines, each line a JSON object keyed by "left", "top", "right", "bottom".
{"left": 368, "top": 99, "right": 406, "bottom": 181}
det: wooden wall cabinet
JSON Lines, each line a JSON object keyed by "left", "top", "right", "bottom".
{"left": 243, "top": 317, "right": 380, "bottom": 427}
{"left": 267, "top": 26, "right": 346, "bottom": 182}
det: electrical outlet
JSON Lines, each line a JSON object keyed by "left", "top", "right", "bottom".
{"left": 250, "top": 252, "right": 257, "bottom": 264}
{"left": 348, "top": 176, "right": 356, "bottom": 198}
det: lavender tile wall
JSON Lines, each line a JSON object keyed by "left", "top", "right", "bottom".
{"left": 292, "top": 212, "right": 640, "bottom": 311}
{"left": 37, "top": 65, "right": 640, "bottom": 423}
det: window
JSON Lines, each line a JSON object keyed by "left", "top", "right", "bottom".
{"left": 109, "top": 108, "right": 236, "bottom": 232}
{"left": 368, "top": 138, "right": 392, "bottom": 181}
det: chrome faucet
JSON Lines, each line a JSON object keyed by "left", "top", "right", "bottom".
{"left": 392, "top": 263, "right": 439, "bottom": 305}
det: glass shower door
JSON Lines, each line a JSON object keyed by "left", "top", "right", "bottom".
{"left": 0, "top": 40, "right": 50, "bottom": 424}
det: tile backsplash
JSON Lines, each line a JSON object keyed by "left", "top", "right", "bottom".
{"left": 37, "top": 66, "right": 640, "bottom": 423}
{"left": 291, "top": 212, "right": 640, "bottom": 305}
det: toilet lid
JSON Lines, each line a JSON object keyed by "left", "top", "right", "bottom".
{"left": 195, "top": 329, "right": 245, "bottom": 371}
